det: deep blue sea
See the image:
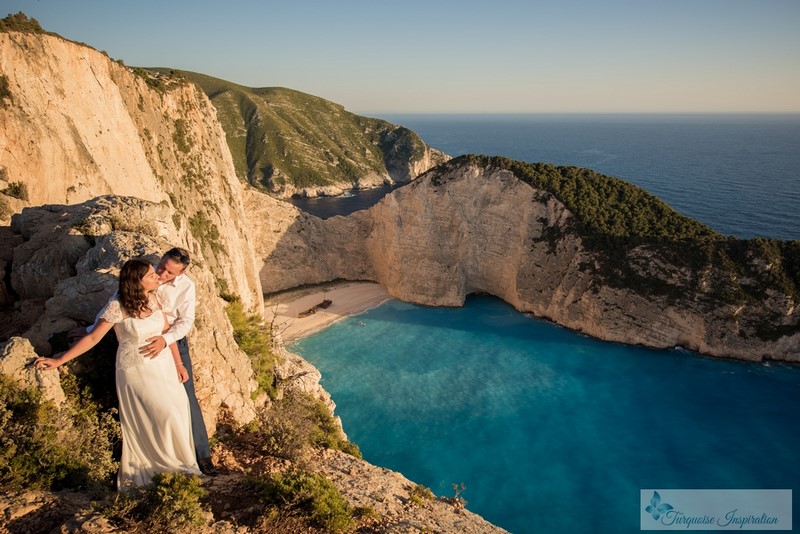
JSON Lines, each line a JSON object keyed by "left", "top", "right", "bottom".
{"left": 287, "top": 115, "right": 800, "bottom": 533}
{"left": 292, "top": 113, "right": 800, "bottom": 241}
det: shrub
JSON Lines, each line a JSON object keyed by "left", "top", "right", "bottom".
{"left": 0, "top": 75, "right": 10, "bottom": 107}
{"left": 215, "top": 277, "right": 238, "bottom": 303}
{"left": 0, "top": 12, "right": 45, "bottom": 33}
{"left": 351, "top": 505, "right": 379, "bottom": 520}
{"left": 173, "top": 118, "right": 192, "bottom": 153}
{"left": 443, "top": 482, "right": 468, "bottom": 509}
{"left": 100, "top": 471, "right": 207, "bottom": 531}
{"left": 257, "top": 390, "right": 361, "bottom": 461}
{"left": 302, "top": 394, "right": 361, "bottom": 457}
{"left": 409, "top": 484, "right": 435, "bottom": 506}
{"left": 3, "top": 181, "right": 28, "bottom": 201}
{"left": 188, "top": 211, "right": 226, "bottom": 255}
{"left": 0, "top": 373, "right": 119, "bottom": 492}
{"left": 225, "top": 300, "right": 279, "bottom": 399}
{"left": 250, "top": 469, "right": 354, "bottom": 533}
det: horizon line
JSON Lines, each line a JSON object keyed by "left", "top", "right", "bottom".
{"left": 356, "top": 110, "right": 800, "bottom": 116}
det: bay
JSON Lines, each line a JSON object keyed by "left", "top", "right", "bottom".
{"left": 290, "top": 296, "right": 800, "bottom": 533}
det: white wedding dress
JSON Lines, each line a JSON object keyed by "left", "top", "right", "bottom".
{"left": 99, "top": 296, "right": 200, "bottom": 490}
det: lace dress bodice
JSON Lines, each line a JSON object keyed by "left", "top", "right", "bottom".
{"left": 99, "top": 295, "right": 169, "bottom": 370}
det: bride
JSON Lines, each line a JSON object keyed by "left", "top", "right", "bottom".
{"left": 35, "top": 258, "right": 200, "bottom": 490}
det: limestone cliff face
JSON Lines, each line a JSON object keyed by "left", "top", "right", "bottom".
{"left": 256, "top": 161, "right": 799, "bottom": 363}
{"left": 244, "top": 188, "right": 375, "bottom": 291}
{"left": 0, "top": 30, "right": 273, "bottom": 430}
{"left": 0, "top": 33, "right": 160, "bottom": 206}
{"left": 0, "top": 31, "right": 261, "bottom": 312}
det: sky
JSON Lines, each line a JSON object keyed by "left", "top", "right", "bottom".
{"left": 3, "top": 0, "right": 800, "bottom": 114}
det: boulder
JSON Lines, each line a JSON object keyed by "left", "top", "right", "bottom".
{"left": 0, "top": 337, "right": 65, "bottom": 406}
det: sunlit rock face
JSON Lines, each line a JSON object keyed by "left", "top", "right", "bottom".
{"left": 0, "top": 31, "right": 262, "bottom": 313}
{"left": 257, "top": 161, "right": 799, "bottom": 363}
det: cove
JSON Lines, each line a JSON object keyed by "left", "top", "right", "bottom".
{"left": 289, "top": 295, "right": 800, "bottom": 533}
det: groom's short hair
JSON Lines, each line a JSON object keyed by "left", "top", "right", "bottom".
{"left": 163, "top": 247, "right": 191, "bottom": 268}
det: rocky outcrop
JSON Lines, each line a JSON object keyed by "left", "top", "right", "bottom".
{"left": 1, "top": 337, "right": 65, "bottom": 405}
{"left": 0, "top": 28, "right": 278, "bottom": 429}
{"left": 0, "top": 32, "right": 262, "bottom": 313}
{"left": 255, "top": 160, "right": 800, "bottom": 363}
{"left": 4, "top": 196, "right": 258, "bottom": 429}
{"left": 311, "top": 448, "right": 507, "bottom": 533}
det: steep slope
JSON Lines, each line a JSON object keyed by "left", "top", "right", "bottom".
{"left": 164, "top": 69, "right": 449, "bottom": 197}
{"left": 0, "top": 30, "right": 262, "bottom": 311}
{"left": 0, "top": 26, "right": 267, "bottom": 430}
{"left": 252, "top": 155, "right": 800, "bottom": 362}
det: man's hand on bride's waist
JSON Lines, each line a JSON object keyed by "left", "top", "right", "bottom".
{"left": 140, "top": 336, "right": 167, "bottom": 358}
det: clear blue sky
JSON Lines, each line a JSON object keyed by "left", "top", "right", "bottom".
{"left": 4, "top": 0, "right": 799, "bottom": 114}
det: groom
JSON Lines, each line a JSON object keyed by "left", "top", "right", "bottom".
{"left": 75, "top": 247, "right": 219, "bottom": 476}
{"left": 139, "top": 247, "right": 219, "bottom": 476}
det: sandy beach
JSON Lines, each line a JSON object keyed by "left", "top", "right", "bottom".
{"left": 263, "top": 281, "right": 393, "bottom": 342}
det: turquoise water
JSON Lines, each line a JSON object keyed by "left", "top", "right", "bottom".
{"left": 290, "top": 296, "right": 800, "bottom": 533}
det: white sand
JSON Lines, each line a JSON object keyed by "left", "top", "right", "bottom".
{"left": 264, "top": 281, "right": 393, "bottom": 342}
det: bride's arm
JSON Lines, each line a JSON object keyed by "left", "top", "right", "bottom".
{"left": 162, "top": 310, "right": 188, "bottom": 382}
{"left": 170, "top": 342, "right": 188, "bottom": 383}
{"left": 34, "top": 319, "right": 115, "bottom": 370}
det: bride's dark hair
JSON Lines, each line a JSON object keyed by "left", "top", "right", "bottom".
{"left": 119, "top": 259, "right": 152, "bottom": 318}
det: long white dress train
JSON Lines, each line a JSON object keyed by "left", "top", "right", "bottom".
{"left": 99, "top": 297, "right": 200, "bottom": 490}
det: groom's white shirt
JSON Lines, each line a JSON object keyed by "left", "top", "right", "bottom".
{"left": 157, "top": 272, "right": 196, "bottom": 345}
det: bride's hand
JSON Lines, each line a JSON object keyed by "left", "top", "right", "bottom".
{"left": 175, "top": 362, "right": 189, "bottom": 383}
{"left": 34, "top": 355, "right": 63, "bottom": 370}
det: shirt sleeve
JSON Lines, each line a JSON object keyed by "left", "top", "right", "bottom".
{"left": 161, "top": 280, "right": 196, "bottom": 345}
{"left": 98, "top": 298, "right": 124, "bottom": 324}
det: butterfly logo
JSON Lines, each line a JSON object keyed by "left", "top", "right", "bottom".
{"left": 645, "top": 491, "right": 674, "bottom": 520}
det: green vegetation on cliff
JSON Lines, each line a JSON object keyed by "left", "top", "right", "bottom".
{"left": 248, "top": 469, "right": 355, "bottom": 532}
{"left": 0, "top": 373, "right": 119, "bottom": 491}
{"left": 0, "top": 12, "right": 45, "bottom": 34}
{"left": 154, "top": 69, "right": 439, "bottom": 193}
{"left": 445, "top": 155, "right": 718, "bottom": 242}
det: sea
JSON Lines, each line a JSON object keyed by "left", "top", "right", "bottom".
{"left": 287, "top": 114, "right": 800, "bottom": 533}
{"left": 290, "top": 113, "right": 800, "bottom": 241}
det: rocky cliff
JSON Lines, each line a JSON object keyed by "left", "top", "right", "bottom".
{"left": 0, "top": 29, "right": 270, "bottom": 431}
{"left": 0, "top": 31, "right": 262, "bottom": 313}
{"left": 256, "top": 156, "right": 799, "bottom": 363}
